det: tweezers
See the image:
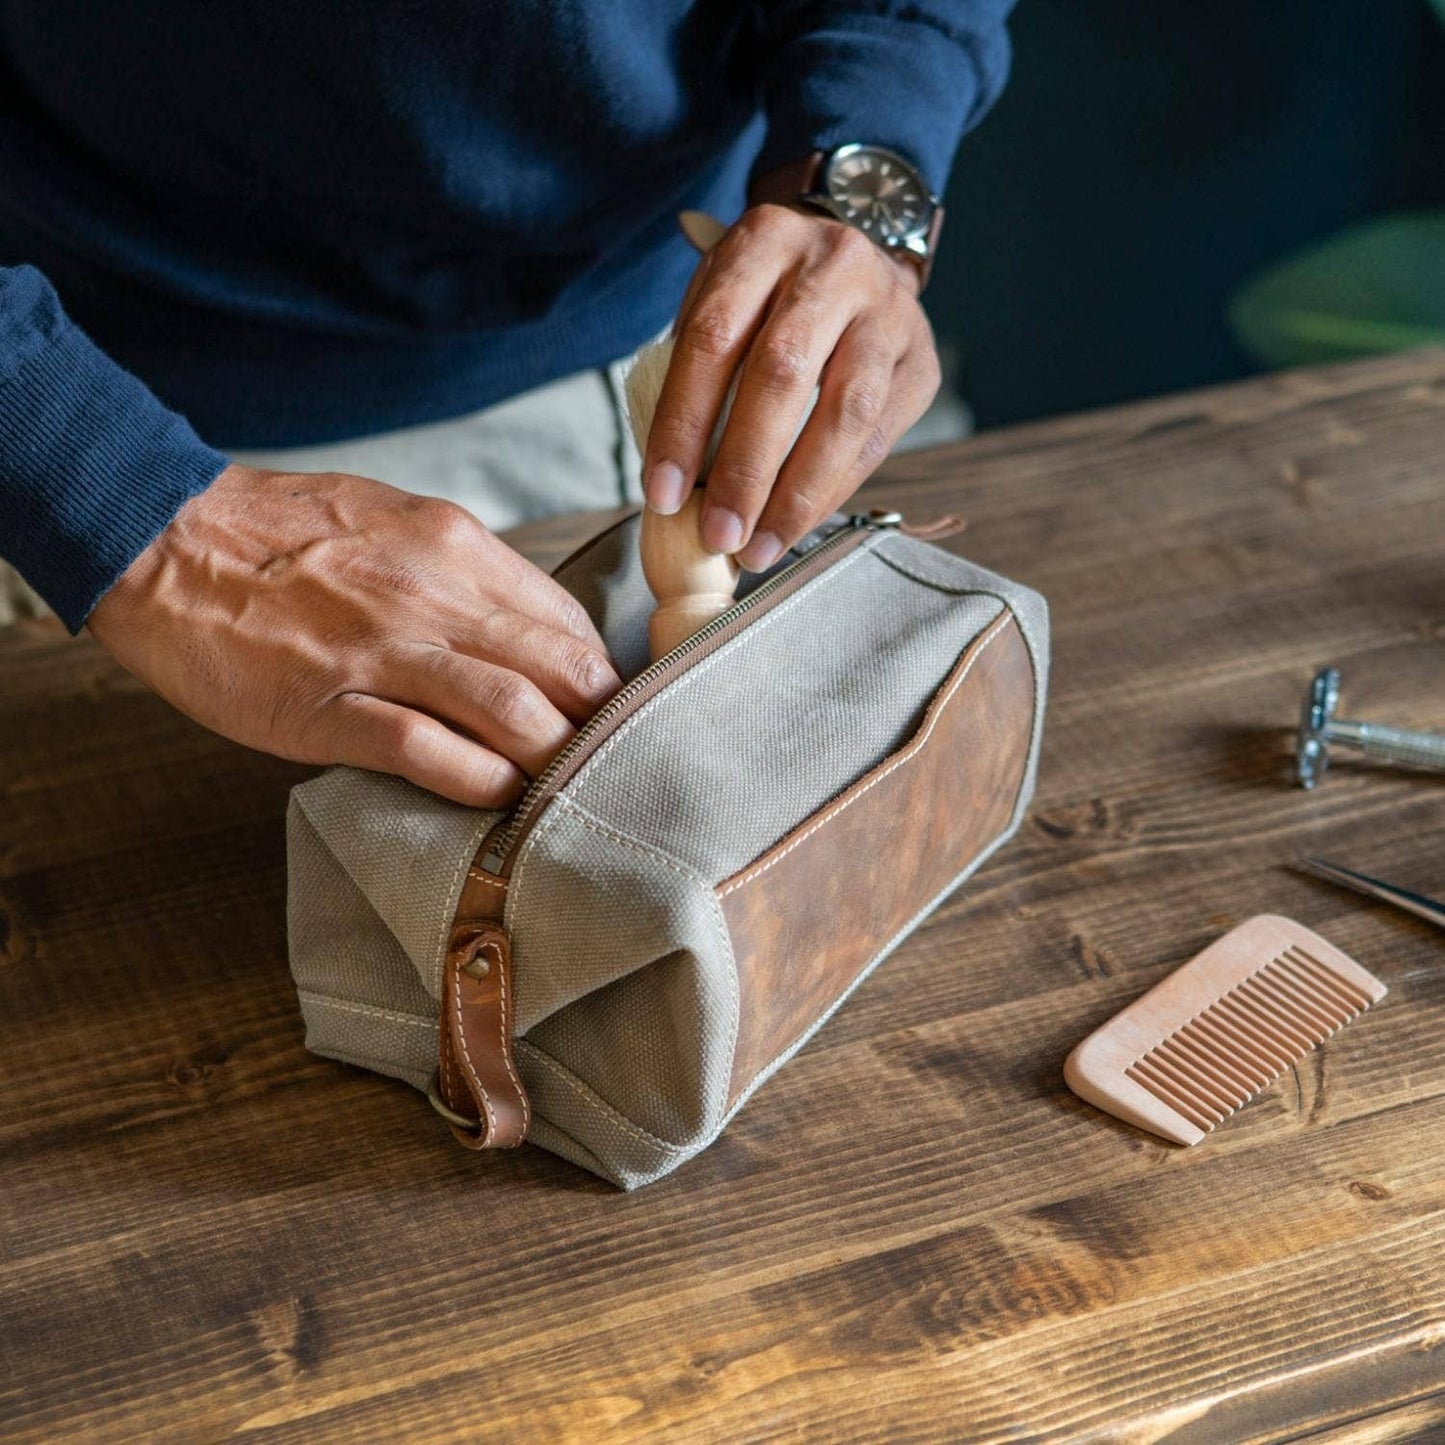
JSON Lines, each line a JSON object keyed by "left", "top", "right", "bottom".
{"left": 1295, "top": 855, "right": 1445, "bottom": 932}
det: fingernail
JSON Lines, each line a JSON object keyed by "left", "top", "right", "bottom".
{"left": 738, "top": 530, "right": 783, "bottom": 572}
{"left": 583, "top": 655, "right": 621, "bottom": 701}
{"left": 645, "top": 461, "right": 687, "bottom": 515}
{"left": 701, "top": 505, "right": 744, "bottom": 554}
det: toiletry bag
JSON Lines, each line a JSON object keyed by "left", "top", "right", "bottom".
{"left": 286, "top": 505, "right": 1049, "bottom": 1188}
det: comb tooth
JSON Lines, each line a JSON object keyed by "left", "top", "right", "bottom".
{"left": 1144, "top": 1046, "right": 1236, "bottom": 1109}
{"left": 1274, "top": 949, "right": 1359, "bottom": 1017}
{"left": 1232, "top": 976, "right": 1318, "bottom": 1053}
{"left": 1279, "top": 955, "right": 1364, "bottom": 1019}
{"left": 1168, "top": 1028, "right": 1252, "bottom": 1100}
{"left": 1263, "top": 960, "right": 1351, "bottom": 1035}
{"left": 1161, "top": 1030, "right": 1253, "bottom": 1106}
{"left": 1278, "top": 946, "right": 1363, "bottom": 1007}
{"left": 1140, "top": 1049, "right": 1234, "bottom": 1119}
{"left": 1126, "top": 1059, "right": 1219, "bottom": 1130}
{"left": 1185, "top": 1013, "right": 1271, "bottom": 1089}
{"left": 1192, "top": 1006, "right": 1281, "bottom": 1086}
{"left": 1284, "top": 948, "right": 1373, "bottom": 1012}
{"left": 1210, "top": 992, "right": 1297, "bottom": 1072}
{"left": 1257, "top": 969, "right": 1347, "bottom": 1049}
{"left": 1128, "top": 1054, "right": 1221, "bottom": 1124}
{"left": 1253, "top": 963, "right": 1340, "bottom": 1036}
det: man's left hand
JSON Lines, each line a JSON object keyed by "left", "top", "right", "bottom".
{"left": 641, "top": 201, "right": 942, "bottom": 573}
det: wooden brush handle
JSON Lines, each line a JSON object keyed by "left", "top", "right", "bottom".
{"left": 627, "top": 210, "right": 739, "bottom": 661}
{"left": 640, "top": 490, "right": 739, "bottom": 659}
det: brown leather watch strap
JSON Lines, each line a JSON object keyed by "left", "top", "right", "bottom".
{"left": 434, "top": 867, "right": 530, "bottom": 1150}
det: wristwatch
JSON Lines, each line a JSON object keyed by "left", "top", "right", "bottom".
{"left": 793, "top": 144, "right": 944, "bottom": 290}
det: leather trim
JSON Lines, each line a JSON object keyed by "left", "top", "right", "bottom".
{"left": 716, "top": 611, "right": 1035, "bottom": 1105}
{"left": 436, "top": 869, "right": 530, "bottom": 1149}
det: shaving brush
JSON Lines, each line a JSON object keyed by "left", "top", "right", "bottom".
{"left": 624, "top": 211, "right": 741, "bottom": 661}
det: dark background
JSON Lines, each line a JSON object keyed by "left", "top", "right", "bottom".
{"left": 925, "top": 0, "right": 1445, "bottom": 427}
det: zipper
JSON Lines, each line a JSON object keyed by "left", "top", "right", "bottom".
{"left": 475, "top": 507, "right": 906, "bottom": 877}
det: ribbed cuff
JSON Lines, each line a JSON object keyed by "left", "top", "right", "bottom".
{"left": 751, "top": 6, "right": 1013, "bottom": 196}
{"left": 0, "top": 272, "right": 227, "bottom": 633}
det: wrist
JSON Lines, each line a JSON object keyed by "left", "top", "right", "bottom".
{"left": 747, "top": 154, "right": 822, "bottom": 210}
{"left": 747, "top": 151, "right": 932, "bottom": 296}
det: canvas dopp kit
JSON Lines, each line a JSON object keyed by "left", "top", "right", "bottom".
{"left": 285, "top": 504, "right": 1050, "bottom": 1188}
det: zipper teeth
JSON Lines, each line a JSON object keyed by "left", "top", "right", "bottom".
{"left": 482, "top": 518, "right": 878, "bottom": 867}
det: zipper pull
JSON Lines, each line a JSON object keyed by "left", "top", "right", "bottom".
{"left": 850, "top": 508, "right": 966, "bottom": 540}
{"left": 850, "top": 508, "right": 903, "bottom": 529}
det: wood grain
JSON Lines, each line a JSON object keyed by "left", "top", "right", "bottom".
{"left": 2, "top": 350, "right": 1443, "bottom": 1442}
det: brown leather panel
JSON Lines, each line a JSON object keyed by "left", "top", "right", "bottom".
{"left": 717, "top": 611, "right": 1035, "bottom": 1106}
{"left": 436, "top": 872, "right": 531, "bottom": 1149}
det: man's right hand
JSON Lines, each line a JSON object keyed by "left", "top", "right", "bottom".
{"left": 87, "top": 463, "right": 623, "bottom": 808}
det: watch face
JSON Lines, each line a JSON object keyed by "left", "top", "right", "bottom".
{"left": 824, "top": 145, "right": 931, "bottom": 242}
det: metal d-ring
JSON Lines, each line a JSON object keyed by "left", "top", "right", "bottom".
{"left": 426, "top": 1071, "right": 482, "bottom": 1132}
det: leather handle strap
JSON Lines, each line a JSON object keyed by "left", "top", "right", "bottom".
{"left": 435, "top": 914, "right": 530, "bottom": 1149}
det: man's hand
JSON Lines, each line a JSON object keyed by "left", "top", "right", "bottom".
{"left": 88, "top": 464, "right": 622, "bottom": 807}
{"left": 641, "top": 202, "right": 942, "bottom": 573}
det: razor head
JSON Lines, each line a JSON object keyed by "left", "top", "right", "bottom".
{"left": 1296, "top": 666, "right": 1341, "bottom": 789}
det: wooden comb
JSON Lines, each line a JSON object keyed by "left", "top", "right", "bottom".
{"left": 1064, "top": 914, "right": 1387, "bottom": 1145}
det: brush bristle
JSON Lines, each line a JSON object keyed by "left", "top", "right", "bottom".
{"left": 622, "top": 333, "right": 737, "bottom": 479}
{"left": 622, "top": 334, "right": 674, "bottom": 456}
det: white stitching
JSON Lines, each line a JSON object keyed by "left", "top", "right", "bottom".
{"left": 560, "top": 800, "right": 713, "bottom": 883}
{"left": 724, "top": 819, "right": 1024, "bottom": 1127}
{"left": 553, "top": 801, "right": 734, "bottom": 995}
{"left": 296, "top": 991, "right": 437, "bottom": 1028}
{"left": 717, "top": 611, "right": 1011, "bottom": 898}
{"left": 465, "top": 868, "right": 508, "bottom": 888}
{"left": 441, "top": 1027, "right": 459, "bottom": 1108}
{"left": 512, "top": 797, "right": 738, "bottom": 1143}
{"left": 519, "top": 1044, "right": 692, "bottom": 1154}
{"left": 487, "top": 938, "right": 531, "bottom": 1136}
{"left": 871, "top": 537, "right": 995, "bottom": 592}
{"left": 710, "top": 883, "right": 741, "bottom": 1134}
{"left": 452, "top": 964, "right": 496, "bottom": 1139}
{"left": 575, "top": 539, "right": 877, "bottom": 783}
{"left": 432, "top": 813, "right": 505, "bottom": 986}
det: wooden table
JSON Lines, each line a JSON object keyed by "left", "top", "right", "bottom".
{"left": 3, "top": 352, "right": 1443, "bottom": 1443}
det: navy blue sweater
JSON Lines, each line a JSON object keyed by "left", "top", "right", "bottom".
{"left": 0, "top": 2, "right": 1013, "bottom": 630}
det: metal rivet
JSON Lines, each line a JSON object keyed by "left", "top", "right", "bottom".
{"left": 462, "top": 955, "right": 491, "bottom": 980}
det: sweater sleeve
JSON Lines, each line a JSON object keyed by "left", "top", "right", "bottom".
{"left": 0, "top": 264, "right": 228, "bottom": 633}
{"left": 751, "top": 1, "right": 1016, "bottom": 195}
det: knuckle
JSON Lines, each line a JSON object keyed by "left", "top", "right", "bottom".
{"left": 923, "top": 350, "right": 944, "bottom": 394}
{"left": 323, "top": 695, "right": 429, "bottom": 770}
{"left": 422, "top": 497, "right": 481, "bottom": 550}
{"left": 563, "top": 644, "right": 615, "bottom": 701}
{"left": 772, "top": 483, "right": 833, "bottom": 535}
{"left": 836, "top": 376, "right": 886, "bottom": 433}
{"left": 735, "top": 203, "right": 786, "bottom": 239}
{"left": 482, "top": 670, "right": 543, "bottom": 732}
{"left": 910, "top": 339, "right": 943, "bottom": 391}
{"left": 555, "top": 596, "right": 598, "bottom": 641}
{"left": 708, "top": 455, "right": 771, "bottom": 500}
{"left": 856, "top": 424, "right": 894, "bottom": 474}
{"left": 684, "top": 303, "right": 745, "bottom": 360}
{"left": 752, "top": 337, "right": 810, "bottom": 390}
{"left": 384, "top": 707, "right": 430, "bottom": 763}
{"left": 830, "top": 224, "right": 876, "bottom": 264}
{"left": 471, "top": 761, "right": 526, "bottom": 810}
